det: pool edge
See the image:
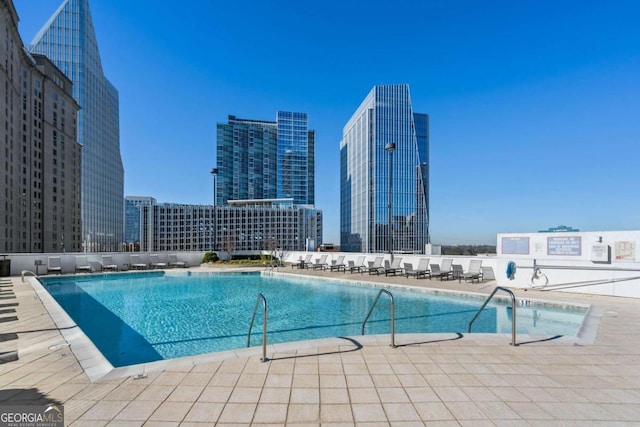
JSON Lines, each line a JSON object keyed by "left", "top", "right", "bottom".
{"left": 27, "top": 270, "right": 598, "bottom": 382}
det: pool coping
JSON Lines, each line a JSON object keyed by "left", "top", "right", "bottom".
{"left": 27, "top": 270, "right": 600, "bottom": 382}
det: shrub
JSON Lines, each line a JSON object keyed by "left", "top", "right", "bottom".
{"left": 231, "top": 254, "right": 261, "bottom": 261}
{"left": 202, "top": 252, "right": 219, "bottom": 263}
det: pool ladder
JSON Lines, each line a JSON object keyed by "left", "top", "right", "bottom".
{"left": 21, "top": 270, "right": 38, "bottom": 282}
{"left": 468, "top": 286, "right": 518, "bottom": 346}
{"left": 247, "top": 293, "right": 269, "bottom": 362}
{"left": 361, "top": 289, "right": 396, "bottom": 348}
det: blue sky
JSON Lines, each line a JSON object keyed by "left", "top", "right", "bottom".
{"left": 16, "top": 0, "right": 640, "bottom": 245}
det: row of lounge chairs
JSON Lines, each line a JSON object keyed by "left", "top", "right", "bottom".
{"left": 46, "top": 254, "right": 187, "bottom": 275}
{"left": 290, "top": 254, "right": 494, "bottom": 283}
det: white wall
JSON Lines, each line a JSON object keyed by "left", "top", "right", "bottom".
{"left": 497, "top": 230, "right": 640, "bottom": 298}
{"left": 3, "top": 252, "right": 205, "bottom": 276}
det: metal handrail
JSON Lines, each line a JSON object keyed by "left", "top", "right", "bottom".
{"left": 520, "top": 258, "right": 640, "bottom": 273}
{"left": 247, "top": 293, "right": 269, "bottom": 362}
{"left": 468, "top": 286, "right": 518, "bottom": 346}
{"left": 21, "top": 270, "right": 38, "bottom": 282}
{"left": 361, "top": 289, "right": 396, "bottom": 348}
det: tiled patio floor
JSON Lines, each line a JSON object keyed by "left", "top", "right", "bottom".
{"left": 1, "top": 267, "right": 639, "bottom": 426}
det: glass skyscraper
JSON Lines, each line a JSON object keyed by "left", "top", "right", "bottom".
{"left": 216, "top": 112, "right": 315, "bottom": 206}
{"left": 340, "top": 84, "right": 429, "bottom": 253}
{"left": 276, "top": 111, "right": 314, "bottom": 205}
{"left": 28, "top": 0, "right": 124, "bottom": 252}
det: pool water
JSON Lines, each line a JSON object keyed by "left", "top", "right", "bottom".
{"left": 41, "top": 271, "right": 586, "bottom": 367}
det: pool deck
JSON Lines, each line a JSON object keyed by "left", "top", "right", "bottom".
{"left": 1, "top": 265, "right": 640, "bottom": 426}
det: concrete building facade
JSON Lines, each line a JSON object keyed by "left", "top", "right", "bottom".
{"left": 132, "top": 198, "right": 322, "bottom": 253}
{"left": 0, "top": 0, "right": 82, "bottom": 253}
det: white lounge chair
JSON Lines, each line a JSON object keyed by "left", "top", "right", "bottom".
{"left": 292, "top": 254, "right": 312, "bottom": 269}
{"left": 47, "top": 256, "right": 62, "bottom": 275}
{"left": 481, "top": 266, "right": 495, "bottom": 282}
{"left": 346, "top": 256, "right": 366, "bottom": 274}
{"left": 149, "top": 254, "right": 167, "bottom": 269}
{"left": 168, "top": 254, "right": 187, "bottom": 268}
{"left": 130, "top": 254, "right": 147, "bottom": 270}
{"left": 366, "top": 257, "right": 384, "bottom": 275}
{"left": 307, "top": 254, "right": 329, "bottom": 270}
{"left": 461, "top": 259, "right": 483, "bottom": 283}
{"left": 383, "top": 257, "right": 403, "bottom": 276}
{"left": 329, "top": 255, "right": 346, "bottom": 272}
{"left": 101, "top": 255, "right": 118, "bottom": 272}
{"left": 404, "top": 258, "right": 430, "bottom": 279}
{"left": 441, "top": 258, "right": 454, "bottom": 280}
{"left": 75, "top": 256, "right": 92, "bottom": 273}
{"left": 430, "top": 263, "right": 452, "bottom": 281}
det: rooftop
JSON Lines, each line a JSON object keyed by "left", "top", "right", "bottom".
{"left": 1, "top": 266, "right": 639, "bottom": 425}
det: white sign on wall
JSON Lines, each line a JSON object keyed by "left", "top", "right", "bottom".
{"left": 590, "top": 243, "right": 609, "bottom": 262}
{"left": 615, "top": 241, "right": 636, "bottom": 261}
{"left": 547, "top": 236, "right": 582, "bottom": 256}
{"left": 501, "top": 237, "right": 529, "bottom": 255}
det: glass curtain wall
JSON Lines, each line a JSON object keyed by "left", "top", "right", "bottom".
{"left": 340, "top": 84, "right": 429, "bottom": 253}
{"left": 29, "top": 0, "right": 124, "bottom": 252}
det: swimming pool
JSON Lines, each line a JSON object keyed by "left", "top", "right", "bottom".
{"left": 40, "top": 271, "right": 587, "bottom": 367}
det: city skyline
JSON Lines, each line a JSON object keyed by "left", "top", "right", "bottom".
{"left": 15, "top": 0, "right": 640, "bottom": 245}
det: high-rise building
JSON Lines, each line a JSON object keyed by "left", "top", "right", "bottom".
{"left": 0, "top": 0, "right": 82, "bottom": 253}
{"left": 130, "top": 198, "right": 322, "bottom": 253}
{"left": 276, "top": 111, "right": 315, "bottom": 205}
{"left": 340, "top": 84, "right": 429, "bottom": 253}
{"left": 216, "top": 112, "right": 315, "bottom": 206}
{"left": 124, "top": 196, "right": 156, "bottom": 249}
{"left": 28, "top": 0, "right": 124, "bottom": 252}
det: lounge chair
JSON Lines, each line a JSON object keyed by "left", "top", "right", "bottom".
{"left": 149, "top": 254, "right": 167, "bottom": 269}
{"left": 308, "top": 254, "right": 329, "bottom": 270}
{"left": 130, "top": 254, "right": 147, "bottom": 270}
{"left": 74, "top": 256, "right": 92, "bottom": 273}
{"left": 480, "top": 266, "right": 495, "bottom": 282}
{"left": 383, "top": 257, "right": 403, "bottom": 276}
{"left": 329, "top": 255, "right": 346, "bottom": 272}
{"left": 47, "top": 256, "right": 62, "bottom": 275}
{"left": 168, "top": 254, "right": 187, "bottom": 268}
{"left": 430, "top": 264, "right": 453, "bottom": 281}
{"left": 404, "top": 258, "right": 430, "bottom": 279}
{"left": 292, "top": 254, "right": 312, "bottom": 269}
{"left": 441, "top": 258, "right": 454, "bottom": 280}
{"left": 461, "top": 259, "right": 483, "bottom": 283}
{"left": 451, "top": 264, "right": 464, "bottom": 281}
{"left": 101, "top": 255, "right": 118, "bottom": 272}
{"left": 366, "top": 256, "right": 384, "bottom": 275}
{"left": 346, "top": 256, "right": 366, "bottom": 274}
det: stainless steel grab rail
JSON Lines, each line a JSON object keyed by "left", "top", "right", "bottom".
{"left": 247, "top": 293, "right": 269, "bottom": 362}
{"left": 21, "top": 270, "right": 38, "bottom": 282}
{"left": 468, "top": 286, "right": 518, "bottom": 346}
{"left": 361, "top": 289, "right": 396, "bottom": 348}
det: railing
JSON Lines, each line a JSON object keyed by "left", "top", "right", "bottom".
{"left": 21, "top": 270, "right": 38, "bottom": 282}
{"left": 468, "top": 287, "right": 518, "bottom": 346}
{"left": 518, "top": 259, "right": 640, "bottom": 290}
{"left": 361, "top": 289, "right": 396, "bottom": 348}
{"left": 247, "top": 293, "right": 269, "bottom": 362}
